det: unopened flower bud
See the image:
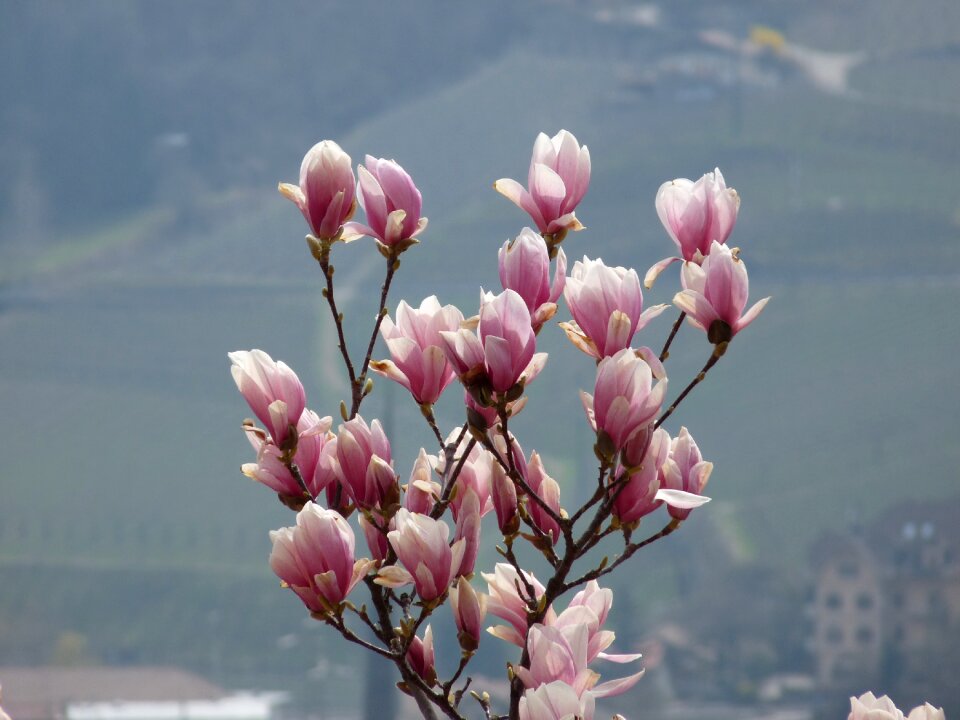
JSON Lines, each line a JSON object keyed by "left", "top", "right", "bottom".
{"left": 451, "top": 577, "right": 487, "bottom": 652}
{"left": 278, "top": 140, "right": 356, "bottom": 240}
{"left": 491, "top": 461, "right": 520, "bottom": 536}
{"left": 494, "top": 130, "right": 590, "bottom": 236}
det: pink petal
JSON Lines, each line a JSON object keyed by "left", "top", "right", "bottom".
{"left": 375, "top": 159, "right": 421, "bottom": 224}
{"left": 654, "top": 488, "right": 711, "bottom": 509}
{"left": 494, "top": 178, "right": 546, "bottom": 231}
{"left": 356, "top": 165, "right": 387, "bottom": 238}
{"left": 376, "top": 565, "right": 415, "bottom": 588}
{"left": 603, "top": 310, "right": 634, "bottom": 357}
{"left": 673, "top": 289, "right": 719, "bottom": 331}
{"left": 546, "top": 211, "right": 584, "bottom": 234}
{"left": 383, "top": 209, "right": 407, "bottom": 246}
{"left": 529, "top": 132, "right": 555, "bottom": 186}
{"left": 531, "top": 164, "right": 566, "bottom": 225}
{"left": 644, "top": 255, "right": 679, "bottom": 289}
{"left": 598, "top": 650, "right": 644, "bottom": 663}
{"left": 735, "top": 296, "right": 771, "bottom": 335}
{"left": 483, "top": 334, "right": 516, "bottom": 392}
{"left": 340, "top": 221, "right": 376, "bottom": 243}
{"left": 592, "top": 669, "right": 646, "bottom": 698}
{"left": 580, "top": 390, "right": 597, "bottom": 431}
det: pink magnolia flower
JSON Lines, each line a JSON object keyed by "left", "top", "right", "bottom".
{"left": 581, "top": 349, "right": 667, "bottom": 451}
{"left": 243, "top": 410, "right": 337, "bottom": 500}
{"left": 848, "top": 694, "right": 946, "bottom": 720}
{"left": 518, "top": 621, "right": 644, "bottom": 699}
{"left": 451, "top": 576, "right": 487, "bottom": 652}
{"left": 230, "top": 349, "right": 306, "bottom": 449}
{"left": 465, "top": 387, "right": 530, "bottom": 429}
{"left": 516, "top": 623, "right": 596, "bottom": 696}
{"left": 499, "top": 228, "right": 567, "bottom": 331}
{"left": 358, "top": 513, "right": 391, "bottom": 563}
{"left": 645, "top": 168, "right": 739, "bottom": 287}
{"left": 371, "top": 296, "right": 463, "bottom": 405}
{"left": 554, "top": 582, "right": 642, "bottom": 666}
{"left": 377, "top": 509, "right": 465, "bottom": 602}
{"left": 673, "top": 241, "right": 770, "bottom": 344}
{"left": 475, "top": 290, "right": 539, "bottom": 393}
{"left": 403, "top": 448, "right": 441, "bottom": 515}
{"left": 526, "top": 451, "right": 562, "bottom": 545}
{"left": 335, "top": 416, "right": 397, "bottom": 510}
{"left": 563, "top": 581, "right": 611, "bottom": 629}
{"left": 621, "top": 424, "right": 654, "bottom": 469}
{"left": 440, "top": 289, "right": 544, "bottom": 394}
{"left": 269, "top": 502, "right": 375, "bottom": 613}
{"left": 454, "top": 488, "right": 482, "bottom": 577}
{"left": 278, "top": 140, "right": 356, "bottom": 240}
{"left": 482, "top": 563, "right": 555, "bottom": 647}
{"left": 848, "top": 693, "right": 905, "bottom": 720}
{"left": 495, "top": 130, "right": 591, "bottom": 236}
{"left": 449, "top": 450, "right": 495, "bottom": 521}
{"left": 907, "top": 704, "right": 946, "bottom": 720}
{"left": 491, "top": 459, "right": 520, "bottom": 535}
{"left": 519, "top": 681, "right": 595, "bottom": 720}
{"left": 406, "top": 625, "right": 438, "bottom": 686}
{"left": 463, "top": 348, "right": 544, "bottom": 427}
{"left": 341, "top": 155, "right": 427, "bottom": 247}
{"left": 490, "top": 429, "right": 530, "bottom": 480}
{"left": 612, "top": 427, "right": 671, "bottom": 525}
{"left": 433, "top": 428, "right": 496, "bottom": 519}
{"left": 660, "top": 427, "right": 713, "bottom": 520}
{"left": 561, "top": 257, "right": 666, "bottom": 359}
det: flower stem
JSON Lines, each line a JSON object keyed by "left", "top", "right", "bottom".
{"left": 659, "top": 310, "right": 686, "bottom": 361}
{"left": 352, "top": 252, "right": 400, "bottom": 417}
{"left": 562, "top": 519, "right": 682, "bottom": 590}
{"left": 318, "top": 254, "right": 357, "bottom": 389}
{"left": 420, "top": 404, "right": 446, "bottom": 449}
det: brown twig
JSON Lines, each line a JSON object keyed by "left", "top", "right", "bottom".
{"left": 563, "top": 519, "right": 681, "bottom": 590}
{"left": 659, "top": 310, "right": 686, "bottom": 361}
{"left": 317, "top": 252, "right": 357, "bottom": 388}
{"left": 351, "top": 252, "right": 401, "bottom": 417}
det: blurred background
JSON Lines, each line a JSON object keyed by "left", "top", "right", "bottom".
{"left": 1, "top": 1, "right": 958, "bottom": 719}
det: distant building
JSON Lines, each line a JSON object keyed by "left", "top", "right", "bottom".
{"left": 808, "top": 535, "right": 883, "bottom": 689}
{"left": 808, "top": 497, "right": 960, "bottom": 707}
{"left": 0, "top": 667, "right": 282, "bottom": 720}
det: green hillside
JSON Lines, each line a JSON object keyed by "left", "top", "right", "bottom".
{"left": 1, "top": 0, "right": 959, "bottom": 710}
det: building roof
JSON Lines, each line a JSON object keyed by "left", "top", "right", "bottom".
{"left": 809, "top": 495, "right": 960, "bottom": 570}
{"left": 867, "top": 496, "right": 960, "bottom": 548}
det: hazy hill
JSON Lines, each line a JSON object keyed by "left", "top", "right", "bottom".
{"left": 1, "top": 0, "right": 958, "bottom": 709}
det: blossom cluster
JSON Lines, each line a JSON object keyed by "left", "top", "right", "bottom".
{"left": 849, "top": 692, "right": 945, "bottom": 720}
{"left": 226, "top": 132, "right": 937, "bottom": 720}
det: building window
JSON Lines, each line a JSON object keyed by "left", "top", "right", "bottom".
{"left": 856, "top": 593, "right": 874, "bottom": 610}
{"left": 838, "top": 561, "right": 859, "bottom": 578}
{"left": 855, "top": 626, "right": 874, "bottom": 645}
{"left": 825, "top": 592, "right": 843, "bottom": 610}
{"left": 826, "top": 626, "right": 844, "bottom": 644}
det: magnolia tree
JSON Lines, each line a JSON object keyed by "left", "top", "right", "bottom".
{"left": 228, "top": 132, "right": 943, "bottom": 720}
